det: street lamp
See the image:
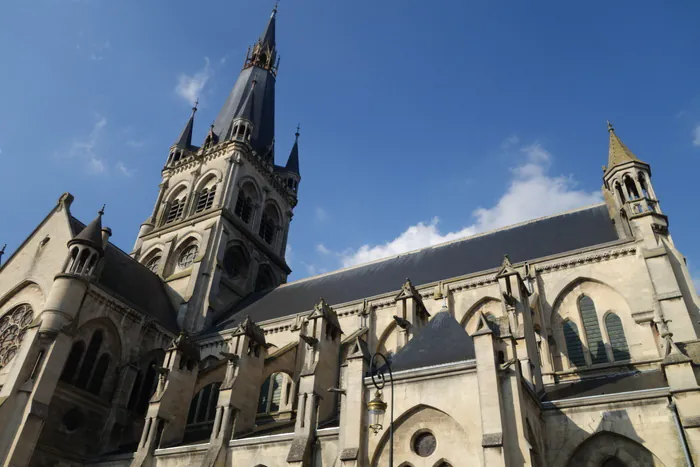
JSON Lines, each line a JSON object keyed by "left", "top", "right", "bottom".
{"left": 367, "top": 352, "right": 394, "bottom": 466}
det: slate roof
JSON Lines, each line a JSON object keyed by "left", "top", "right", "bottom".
{"left": 72, "top": 211, "right": 104, "bottom": 250}
{"left": 542, "top": 370, "right": 668, "bottom": 402}
{"left": 387, "top": 311, "right": 475, "bottom": 372}
{"left": 285, "top": 136, "right": 300, "bottom": 174}
{"left": 173, "top": 108, "right": 195, "bottom": 149}
{"left": 212, "top": 203, "right": 619, "bottom": 332}
{"left": 70, "top": 217, "right": 179, "bottom": 333}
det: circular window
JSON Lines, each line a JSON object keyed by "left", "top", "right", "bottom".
{"left": 0, "top": 304, "right": 34, "bottom": 369}
{"left": 178, "top": 245, "right": 199, "bottom": 269}
{"left": 145, "top": 255, "right": 161, "bottom": 273}
{"left": 62, "top": 408, "right": 83, "bottom": 432}
{"left": 412, "top": 431, "right": 436, "bottom": 457}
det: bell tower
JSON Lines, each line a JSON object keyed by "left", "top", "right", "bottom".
{"left": 602, "top": 122, "right": 700, "bottom": 340}
{"left": 131, "top": 6, "right": 301, "bottom": 332}
{"left": 602, "top": 121, "right": 666, "bottom": 246}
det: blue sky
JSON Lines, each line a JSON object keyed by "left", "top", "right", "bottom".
{"left": 1, "top": 0, "right": 699, "bottom": 289}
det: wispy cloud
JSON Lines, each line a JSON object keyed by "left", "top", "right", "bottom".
{"left": 116, "top": 161, "right": 135, "bottom": 177}
{"left": 62, "top": 115, "right": 108, "bottom": 174}
{"left": 175, "top": 57, "right": 211, "bottom": 105}
{"left": 692, "top": 124, "right": 700, "bottom": 147}
{"left": 316, "top": 244, "right": 331, "bottom": 255}
{"left": 59, "top": 115, "right": 133, "bottom": 177}
{"left": 315, "top": 207, "right": 329, "bottom": 223}
{"left": 86, "top": 40, "right": 110, "bottom": 61}
{"left": 337, "top": 139, "right": 602, "bottom": 268}
{"left": 125, "top": 139, "right": 148, "bottom": 149}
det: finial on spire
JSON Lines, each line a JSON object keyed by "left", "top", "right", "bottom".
{"left": 273, "top": 1, "right": 279, "bottom": 14}
{"left": 193, "top": 98, "right": 199, "bottom": 113}
{"left": 607, "top": 120, "right": 614, "bottom": 132}
{"left": 295, "top": 123, "right": 300, "bottom": 140}
{"left": 99, "top": 204, "right": 106, "bottom": 216}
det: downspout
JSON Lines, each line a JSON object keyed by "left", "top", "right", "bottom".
{"left": 668, "top": 397, "right": 694, "bottom": 467}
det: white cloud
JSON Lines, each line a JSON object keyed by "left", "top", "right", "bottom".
{"left": 339, "top": 140, "right": 602, "bottom": 268}
{"left": 692, "top": 124, "right": 700, "bottom": 147}
{"left": 315, "top": 207, "right": 329, "bottom": 222}
{"left": 316, "top": 244, "right": 331, "bottom": 255}
{"left": 116, "top": 161, "right": 134, "bottom": 177}
{"left": 64, "top": 115, "right": 108, "bottom": 174}
{"left": 175, "top": 57, "right": 211, "bottom": 105}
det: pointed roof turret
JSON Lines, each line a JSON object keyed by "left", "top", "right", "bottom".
{"left": 259, "top": 3, "right": 277, "bottom": 50}
{"left": 174, "top": 101, "right": 198, "bottom": 149}
{"left": 70, "top": 206, "right": 105, "bottom": 252}
{"left": 285, "top": 125, "right": 300, "bottom": 174}
{"left": 606, "top": 121, "right": 643, "bottom": 171}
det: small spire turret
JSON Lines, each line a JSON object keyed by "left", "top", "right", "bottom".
{"left": 173, "top": 101, "right": 198, "bottom": 149}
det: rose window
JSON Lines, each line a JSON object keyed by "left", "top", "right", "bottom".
{"left": 0, "top": 304, "right": 34, "bottom": 369}
{"left": 178, "top": 245, "right": 199, "bottom": 269}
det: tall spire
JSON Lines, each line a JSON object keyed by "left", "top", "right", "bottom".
{"left": 259, "top": 3, "right": 277, "bottom": 51}
{"left": 174, "top": 100, "right": 198, "bottom": 149}
{"left": 235, "top": 80, "right": 256, "bottom": 122}
{"left": 211, "top": 8, "right": 278, "bottom": 152}
{"left": 285, "top": 124, "right": 300, "bottom": 174}
{"left": 606, "top": 121, "right": 641, "bottom": 171}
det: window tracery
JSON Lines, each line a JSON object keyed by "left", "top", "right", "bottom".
{"left": 145, "top": 255, "right": 161, "bottom": 273}
{"left": 178, "top": 245, "right": 199, "bottom": 269}
{"left": 0, "top": 304, "right": 34, "bottom": 369}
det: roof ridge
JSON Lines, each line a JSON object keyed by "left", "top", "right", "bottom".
{"left": 285, "top": 202, "right": 607, "bottom": 286}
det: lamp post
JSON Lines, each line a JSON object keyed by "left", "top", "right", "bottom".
{"left": 367, "top": 352, "right": 394, "bottom": 466}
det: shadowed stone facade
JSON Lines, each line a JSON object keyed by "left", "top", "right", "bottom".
{"left": 1, "top": 7, "right": 700, "bottom": 467}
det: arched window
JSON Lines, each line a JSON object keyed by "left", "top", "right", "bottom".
{"left": 434, "top": 462, "right": 453, "bottom": 467}
{"left": 136, "top": 362, "right": 158, "bottom": 414}
{"left": 638, "top": 173, "right": 649, "bottom": 198}
{"left": 223, "top": 245, "right": 250, "bottom": 279}
{"left": 579, "top": 296, "right": 608, "bottom": 365}
{"left": 186, "top": 382, "right": 221, "bottom": 425}
{"left": 88, "top": 354, "right": 110, "bottom": 395}
{"left": 195, "top": 185, "right": 217, "bottom": 213}
{"left": 605, "top": 313, "right": 630, "bottom": 361}
{"left": 0, "top": 304, "right": 35, "bottom": 369}
{"left": 165, "top": 198, "right": 185, "bottom": 224}
{"left": 127, "top": 371, "right": 143, "bottom": 411}
{"left": 624, "top": 176, "right": 639, "bottom": 200}
{"left": 255, "top": 266, "right": 276, "bottom": 292}
{"left": 61, "top": 341, "right": 85, "bottom": 382}
{"left": 258, "top": 205, "right": 279, "bottom": 245}
{"left": 601, "top": 457, "right": 626, "bottom": 467}
{"left": 258, "top": 373, "right": 285, "bottom": 414}
{"left": 563, "top": 321, "right": 586, "bottom": 367}
{"left": 76, "top": 330, "right": 103, "bottom": 388}
{"left": 234, "top": 190, "right": 254, "bottom": 223}
{"left": 145, "top": 254, "right": 162, "bottom": 273}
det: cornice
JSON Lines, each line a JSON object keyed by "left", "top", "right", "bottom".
{"left": 537, "top": 245, "right": 637, "bottom": 274}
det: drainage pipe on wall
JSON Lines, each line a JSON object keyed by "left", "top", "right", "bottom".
{"left": 668, "top": 397, "right": 694, "bottom": 467}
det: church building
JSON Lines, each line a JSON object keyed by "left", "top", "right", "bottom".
{"left": 1, "top": 7, "right": 699, "bottom": 467}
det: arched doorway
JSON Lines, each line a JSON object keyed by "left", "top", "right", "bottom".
{"left": 567, "top": 431, "right": 666, "bottom": 467}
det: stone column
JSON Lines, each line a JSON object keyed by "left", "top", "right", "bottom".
{"left": 337, "top": 338, "right": 369, "bottom": 467}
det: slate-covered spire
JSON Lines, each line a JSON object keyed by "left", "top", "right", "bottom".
{"left": 258, "top": 3, "right": 277, "bottom": 52}
{"left": 285, "top": 125, "right": 300, "bottom": 174}
{"left": 210, "top": 6, "right": 278, "bottom": 152}
{"left": 236, "top": 80, "right": 256, "bottom": 122}
{"left": 174, "top": 101, "right": 198, "bottom": 149}
{"left": 70, "top": 206, "right": 105, "bottom": 252}
{"left": 606, "top": 121, "right": 642, "bottom": 171}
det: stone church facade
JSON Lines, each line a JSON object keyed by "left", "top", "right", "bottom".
{"left": 1, "top": 7, "right": 699, "bottom": 467}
